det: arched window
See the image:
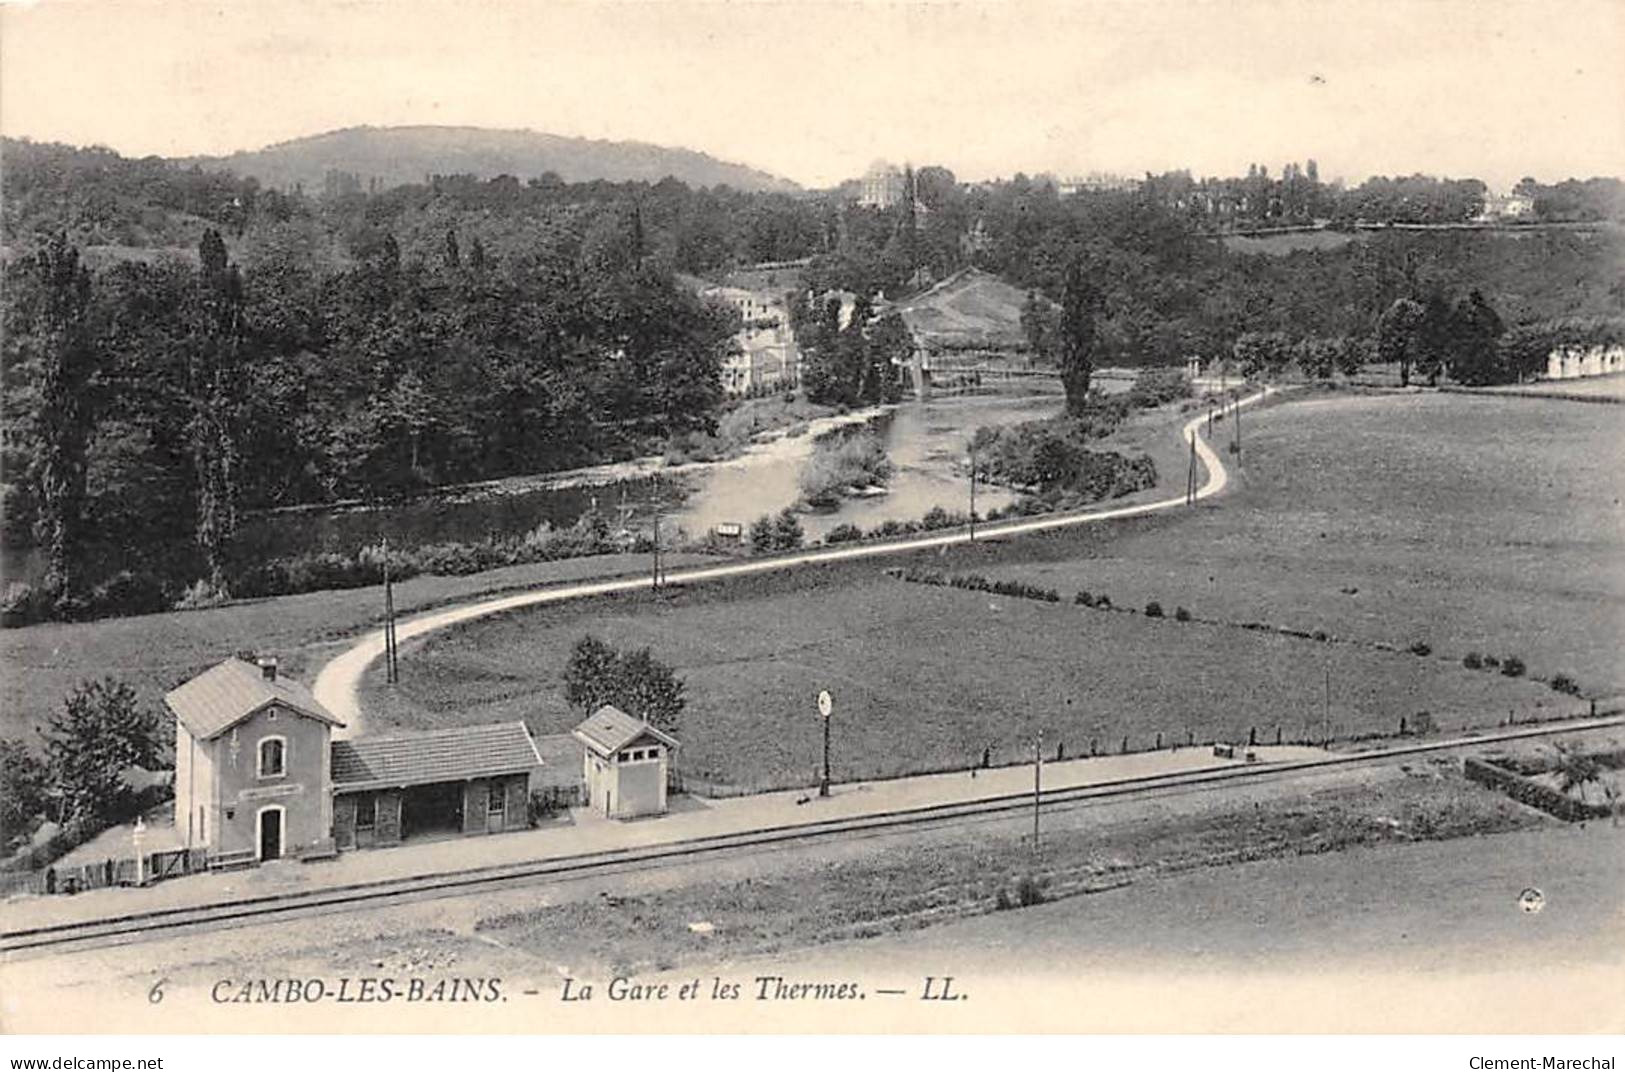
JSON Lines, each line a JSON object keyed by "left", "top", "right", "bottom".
{"left": 258, "top": 736, "right": 287, "bottom": 778}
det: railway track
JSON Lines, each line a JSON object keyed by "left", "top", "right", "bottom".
{"left": 4, "top": 713, "right": 1617, "bottom": 960}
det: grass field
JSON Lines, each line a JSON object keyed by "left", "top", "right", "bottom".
{"left": 1221, "top": 229, "right": 1366, "bottom": 256}
{"left": 356, "top": 388, "right": 1615, "bottom": 794}
{"left": 978, "top": 390, "right": 1625, "bottom": 700}
{"left": 0, "top": 551, "right": 709, "bottom": 748}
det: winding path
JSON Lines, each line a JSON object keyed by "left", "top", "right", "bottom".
{"left": 312, "top": 387, "right": 1278, "bottom": 734}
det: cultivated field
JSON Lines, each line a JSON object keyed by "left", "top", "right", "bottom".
{"left": 358, "top": 389, "right": 1615, "bottom": 794}
{"left": 895, "top": 268, "right": 1034, "bottom": 351}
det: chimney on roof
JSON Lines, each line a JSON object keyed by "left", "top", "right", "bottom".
{"left": 257, "top": 656, "right": 278, "bottom": 682}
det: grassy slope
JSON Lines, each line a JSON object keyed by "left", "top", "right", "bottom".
{"left": 357, "top": 392, "right": 1605, "bottom": 793}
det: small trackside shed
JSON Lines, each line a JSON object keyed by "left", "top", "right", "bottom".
{"left": 330, "top": 721, "right": 543, "bottom": 850}
{"left": 573, "top": 705, "right": 679, "bottom": 820}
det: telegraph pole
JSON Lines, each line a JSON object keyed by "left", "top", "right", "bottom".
{"left": 382, "top": 537, "right": 398, "bottom": 684}
{"left": 1323, "top": 665, "right": 1331, "bottom": 745}
{"left": 651, "top": 473, "right": 662, "bottom": 591}
{"left": 968, "top": 440, "right": 977, "bottom": 541}
{"left": 1186, "top": 431, "right": 1198, "bottom": 505}
{"left": 1032, "top": 730, "right": 1043, "bottom": 853}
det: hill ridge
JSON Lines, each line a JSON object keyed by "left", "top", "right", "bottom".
{"left": 184, "top": 124, "right": 801, "bottom": 194}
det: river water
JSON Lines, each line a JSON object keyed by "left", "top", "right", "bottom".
{"left": 1, "top": 389, "right": 1075, "bottom": 588}
{"left": 669, "top": 390, "right": 1063, "bottom": 542}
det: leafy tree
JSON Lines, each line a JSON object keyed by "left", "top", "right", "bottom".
{"left": 562, "top": 634, "right": 685, "bottom": 735}
{"left": 1058, "top": 257, "right": 1101, "bottom": 413}
{"left": 0, "top": 740, "right": 47, "bottom": 847}
{"left": 749, "top": 514, "right": 776, "bottom": 553}
{"left": 1020, "top": 289, "right": 1056, "bottom": 361}
{"left": 39, "top": 677, "right": 159, "bottom": 827}
{"left": 564, "top": 635, "right": 622, "bottom": 713}
{"left": 1233, "top": 331, "right": 1292, "bottom": 378}
{"left": 1446, "top": 289, "right": 1507, "bottom": 385}
{"left": 1377, "top": 298, "right": 1425, "bottom": 386}
{"left": 772, "top": 506, "right": 805, "bottom": 550}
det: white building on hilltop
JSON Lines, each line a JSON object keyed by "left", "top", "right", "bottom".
{"left": 859, "top": 160, "right": 905, "bottom": 209}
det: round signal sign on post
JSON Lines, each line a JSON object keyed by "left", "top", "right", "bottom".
{"left": 817, "top": 690, "right": 833, "bottom": 719}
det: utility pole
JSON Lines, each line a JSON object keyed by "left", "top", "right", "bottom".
{"left": 382, "top": 537, "right": 398, "bottom": 684}
{"left": 651, "top": 473, "right": 662, "bottom": 591}
{"left": 1323, "top": 664, "right": 1331, "bottom": 745}
{"left": 1186, "top": 431, "right": 1198, "bottom": 505}
{"left": 968, "top": 439, "right": 977, "bottom": 541}
{"left": 1032, "top": 730, "right": 1043, "bottom": 853}
{"left": 1233, "top": 392, "right": 1242, "bottom": 456}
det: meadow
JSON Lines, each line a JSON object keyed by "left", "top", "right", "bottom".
{"left": 355, "top": 389, "right": 1615, "bottom": 794}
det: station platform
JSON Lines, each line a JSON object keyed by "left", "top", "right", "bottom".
{"left": 3, "top": 744, "right": 1326, "bottom": 934}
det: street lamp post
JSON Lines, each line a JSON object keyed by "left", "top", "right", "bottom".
{"left": 817, "top": 690, "right": 833, "bottom": 797}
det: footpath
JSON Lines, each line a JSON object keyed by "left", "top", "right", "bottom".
{"left": 2, "top": 743, "right": 1325, "bottom": 934}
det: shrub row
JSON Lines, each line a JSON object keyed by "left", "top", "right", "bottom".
{"left": 1462, "top": 651, "right": 1528, "bottom": 678}
{"left": 886, "top": 567, "right": 1061, "bottom": 603}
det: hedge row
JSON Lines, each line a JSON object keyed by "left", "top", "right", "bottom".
{"left": 1463, "top": 757, "right": 1613, "bottom": 823}
{"left": 885, "top": 566, "right": 1062, "bottom": 603}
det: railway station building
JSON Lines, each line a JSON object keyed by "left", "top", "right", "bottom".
{"left": 168, "top": 656, "right": 346, "bottom": 869}
{"left": 572, "top": 705, "right": 679, "bottom": 819}
{"left": 166, "top": 657, "right": 544, "bottom": 868}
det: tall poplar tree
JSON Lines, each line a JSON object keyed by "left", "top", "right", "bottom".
{"left": 29, "top": 233, "right": 97, "bottom": 611}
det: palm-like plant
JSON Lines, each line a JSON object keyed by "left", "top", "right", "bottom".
{"left": 1548, "top": 740, "right": 1602, "bottom": 805}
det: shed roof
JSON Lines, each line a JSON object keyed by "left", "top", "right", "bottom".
{"left": 165, "top": 658, "right": 344, "bottom": 741}
{"left": 331, "top": 721, "right": 543, "bottom": 791}
{"left": 572, "top": 705, "right": 679, "bottom": 757}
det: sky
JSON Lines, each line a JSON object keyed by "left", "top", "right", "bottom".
{"left": 2, "top": 0, "right": 1623, "bottom": 191}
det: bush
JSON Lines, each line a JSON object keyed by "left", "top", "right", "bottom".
{"left": 1144, "top": 601, "right": 1164, "bottom": 618}
{"left": 1408, "top": 640, "right": 1432, "bottom": 657}
{"left": 1174, "top": 606, "right": 1191, "bottom": 622}
{"left": 1074, "top": 590, "right": 1095, "bottom": 607}
{"left": 823, "top": 523, "right": 864, "bottom": 545}
{"left": 1501, "top": 656, "right": 1526, "bottom": 678}
{"left": 1482, "top": 654, "right": 1501, "bottom": 668}
{"left": 1548, "top": 674, "right": 1581, "bottom": 696}
{"left": 1463, "top": 651, "right": 1483, "bottom": 670}
{"left": 1, "top": 582, "right": 50, "bottom": 628}
{"left": 173, "top": 577, "right": 231, "bottom": 610}
{"left": 1095, "top": 594, "right": 1112, "bottom": 609}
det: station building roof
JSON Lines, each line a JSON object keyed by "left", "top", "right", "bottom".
{"left": 572, "top": 705, "right": 679, "bottom": 758}
{"left": 166, "top": 657, "right": 344, "bottom": 741}
{"left": 331, "top": 720, "right": 543, "bottom": 792}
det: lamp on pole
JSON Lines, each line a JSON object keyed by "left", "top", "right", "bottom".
{"left": 817, "top": 690, "right": 833, "bottom": 797}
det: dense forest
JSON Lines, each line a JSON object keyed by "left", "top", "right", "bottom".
{"left": 3, "top": 137, "right": 1622, "bottom": 624}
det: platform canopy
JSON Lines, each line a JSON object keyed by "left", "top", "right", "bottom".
{"left": 331, "top": 721, "right": 543, "bottom": 792}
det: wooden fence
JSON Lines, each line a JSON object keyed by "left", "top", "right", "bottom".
{"left": 0, "top": 847, "right": 209, "bottom": 899}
